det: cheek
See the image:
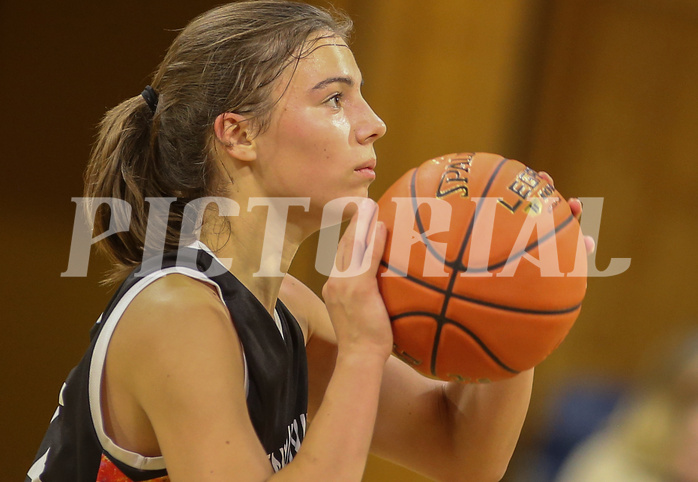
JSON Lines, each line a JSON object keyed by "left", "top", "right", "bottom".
{"left": 283, "top": 122, "right": 352, "bottom": 190}
{"left": 308, "top": 117, "right": 352, "bottom": 176}
{"left": 328, "top": 115, "right": 352, "bottom": 143}
{"left": 284, "top": 108, "right": 351, "bottom": 158}
{"left": 260, "top": 107, "right": 355, "bottom": 198}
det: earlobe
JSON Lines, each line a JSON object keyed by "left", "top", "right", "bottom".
{"left": 214, "top": 112, "right": 257, "bottom": 162}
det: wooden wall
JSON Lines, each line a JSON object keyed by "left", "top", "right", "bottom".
{"left": 500, "top": 1, "right": 698, "bottom": 479}
{"left": 3, "top": 0, "right": 697, "bottom": 480}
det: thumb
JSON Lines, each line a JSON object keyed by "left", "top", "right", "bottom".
{"left": 365, "top": 221, "right": 387, "bottom": 277}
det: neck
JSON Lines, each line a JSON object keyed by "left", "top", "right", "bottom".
{"left": 199, "top": 200, "right": 314, "bottom": 315}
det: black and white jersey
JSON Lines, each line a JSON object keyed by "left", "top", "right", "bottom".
{"left": 27, "top": 242, "right": 308, "bottom": 481}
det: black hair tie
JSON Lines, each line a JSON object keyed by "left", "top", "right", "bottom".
{"left": 141, "top": 85, "right": 159, "bottom": 113}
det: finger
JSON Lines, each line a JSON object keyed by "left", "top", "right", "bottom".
{"left": 333, "top": 199, "right": 377, "bottom": 275}
{"left": 334, "top": 210, "right": 360, "bottom": 273}
{"left": 354, "top": 198, "right": 378, "bottom": 249}
{"left": 584, "top": 235, "right": 596, "bottom": 255}
{"left": 538, "top": 170, "right": 555, "bottom": 187}
{"left": 568, "top": 197, "right": 583, "bottom": 221}
{"left": 347, "top": 199, "right": 378, "bottom": 271}
{"left": 365, "top": 221, "right": 388, "bottom": 276}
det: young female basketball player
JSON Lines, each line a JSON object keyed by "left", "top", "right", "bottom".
{"left": 27, "top": 1, "right": 590, "bottom": 480}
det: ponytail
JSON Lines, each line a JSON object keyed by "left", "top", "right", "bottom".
{"left": 84, "top": 95, "right": 164, "bottom": 283}
{"left": 83, "top": 0, "right": 353, "bottom": 284}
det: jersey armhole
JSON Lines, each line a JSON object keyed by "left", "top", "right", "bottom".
{"left": 87, "top": 266, "right": 249, "bottom": 470}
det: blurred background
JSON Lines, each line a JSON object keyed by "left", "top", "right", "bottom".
{"left": 2, "top": 0, "right": 698, "bottom": 480}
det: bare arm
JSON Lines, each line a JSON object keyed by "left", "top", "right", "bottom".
{"left": 108, "top": 208, "right": 392, "bottom": 481}
{"left": 298, "top": 184, "right": 592, "bottom": 481}
{"left": 372, "top": 360, "right": 533, "bottom": 481}
{"left": 291, "top": 268, "right": 533, "bottom": 481}
{"left": 107, "top": 275, "right": 275, "bottom": 481}
{"left": 298, "top": 295, "right": 533, "bottom": 481}
{"left": 278, "top": 206, "right": 393, "bottom": 480}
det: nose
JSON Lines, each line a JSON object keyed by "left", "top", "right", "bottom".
{"left": 356, "top": 100, "right": 387, "bottom": 145}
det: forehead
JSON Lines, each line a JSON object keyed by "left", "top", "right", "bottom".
{"left": 280, "top": 35, "right": 360, "bottom": 90}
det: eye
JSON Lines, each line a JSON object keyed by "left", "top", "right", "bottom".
{"left": 326, "top": 93, "right": 343, "bottom": 109}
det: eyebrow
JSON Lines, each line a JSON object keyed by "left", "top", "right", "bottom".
{"left": 311, "top": 76, "right": 365, "bottom": 91}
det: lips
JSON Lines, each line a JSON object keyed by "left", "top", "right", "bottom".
{"left": 355, "top": 159, "right": 377, "bottom": 172}
{"left": 354, "top": 159, "right": 377, "bottom": 180}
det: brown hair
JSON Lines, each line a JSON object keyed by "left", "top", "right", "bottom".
{"left": 84, "top": 0, "right": 352, "bottom": 283}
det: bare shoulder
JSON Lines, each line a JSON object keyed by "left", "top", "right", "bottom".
{"left": 105, "top": 274, "right": 273, "bottom": 478}
{"left": 109, "top": 273, "right": 242, "bottom": 396}
{"left": 130, "top": 273, "right": 228, "bottom": 320}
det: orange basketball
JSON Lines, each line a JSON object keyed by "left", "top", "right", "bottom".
{"left": 376, "top": 152, "right": 587, "bottom": 382}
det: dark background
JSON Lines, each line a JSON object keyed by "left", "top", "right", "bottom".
{"left": 3, "top": 1, "right": 698, "bottom": 480}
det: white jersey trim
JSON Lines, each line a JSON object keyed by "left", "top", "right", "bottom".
{"left": 88, "top": 257, "right": 248, "bottom": 471}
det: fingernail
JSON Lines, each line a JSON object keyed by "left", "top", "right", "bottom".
{"left": 586, "top": 236, "right": 596, "bottom": 255}
{"left": 360, "top": 198, "right": 378, "bottom": 221}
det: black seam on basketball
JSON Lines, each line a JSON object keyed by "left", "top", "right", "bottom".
{"left": 443, "top": 317, "right": 520, "bottom": 374}
{"left": 483, "top": 213, "right": 577, "bottom": 272}
{"left": 379, "top": 260, "right": 447, "bottom": 293}
{"left": 455, "top": 157, "right": 511, "bottom": 272}
{"left": 410, "top": 168, "right": 451, "bottom": 268}
{"left": 391, "top": 311, "right": 519, "bottom": 374}
{"left": 449, "top": 292, "right": 583, "bottom": 315}
{"left": 379, "top": 260, "right": 583, "bottom": 315}
{"left": 390, "top": 311, "right": 442, "bottom": 321}
{"left": 432, "top": 157, "right": 510, "bottom": 376}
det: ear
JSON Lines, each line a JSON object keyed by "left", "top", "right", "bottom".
{"left": 213, "top": 112, "right": 257, "bottom": 162}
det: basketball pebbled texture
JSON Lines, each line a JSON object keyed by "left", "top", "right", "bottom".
{"left": 376, "top": 152, "right": 588, "bottom": 382}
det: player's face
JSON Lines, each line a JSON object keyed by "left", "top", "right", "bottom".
{"left": 251, "top": 34, "right": 387, "bottom": 212}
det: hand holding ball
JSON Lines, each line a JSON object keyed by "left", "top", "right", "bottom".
{"left": 376, "top": 152, "right": 587, "bottom": 382}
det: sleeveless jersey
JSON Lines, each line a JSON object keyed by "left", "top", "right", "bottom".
{"left": 26, "top": 243, "right": 308, "bottom": 481}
